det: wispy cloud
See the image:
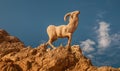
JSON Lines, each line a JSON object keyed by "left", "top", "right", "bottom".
{"left": 96, "top": 11, "right": 107, "bottom": 18}
{"left": 80, "top": 21, "right": 111, "bottom": 54}
{"left": 96, "top": 11, "right": 107, "bottom": 22}
{"left": 96, "top": 11, "right": 106, "bottom": 19}
{"left": 80, "top": 39, "right": 95, "bottom": 53}
{"left": 111, "top": 33, "right": 120, "bottom": 45}
{"left": 80, "top": 20, "right": 120, "bottom": 67}
{"left": 87, "top": 54, "right": 94, "bottom": 59}
{"left": 96, "top": 21, "right": 111, "bottom": 49}
{"left": 80, "top": 10, "right": 120, "bottom": 66}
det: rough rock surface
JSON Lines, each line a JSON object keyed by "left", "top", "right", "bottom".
{"left": 0, "top": 29, "right": 120, "bottom": 71}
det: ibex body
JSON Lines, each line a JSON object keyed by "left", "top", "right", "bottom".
{"left": 46, "top": 11, "right": 80, "bottom": 49}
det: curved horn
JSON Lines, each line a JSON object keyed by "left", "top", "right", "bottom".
{"left": 64, "top": 12, "right": 71, "bottom": 21}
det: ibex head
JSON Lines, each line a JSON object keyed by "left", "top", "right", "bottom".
{"left": 64, "top": 11, "right": 80, "bottom": 21}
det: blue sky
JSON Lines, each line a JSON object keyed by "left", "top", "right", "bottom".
{"left": 0, "top": 0, "right": 120, "bottom": 67}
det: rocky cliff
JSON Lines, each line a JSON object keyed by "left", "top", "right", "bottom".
{"left": 0, "top": 29, "right": 120, "bottom": 71}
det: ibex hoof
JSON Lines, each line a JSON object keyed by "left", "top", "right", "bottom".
{"left": 66, "top": 45, "right": 71, "bottom": 51}
{"left": 52, "top": 47, "right": 56, "bottom": 49}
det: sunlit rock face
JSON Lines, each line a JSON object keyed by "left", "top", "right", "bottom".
{"left": 0, "top": 29, "right": 120, "bottom": 71}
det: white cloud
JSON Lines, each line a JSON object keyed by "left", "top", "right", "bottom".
{"left": 111, "top": 33, "right": 120, "bottom": 46}
{"left": 96, "top": 11, "right": 106, "bottom": 19}
{"left": 111, "top": 33, "right": 120, "bottom": 42}
{"left": 80, "top": 39, "right": 95, "bottom": 53}
{"left": 80, "top": 20, "right": 120, "bottom": 66}
{"left": 97, "top": 21, "right": 111, "bottom": 48}
{"left": 96, "top": 11, "right": 107, "bottom": 23}
{"left": 87, "top": 54, "right": 94, "bottom": 59}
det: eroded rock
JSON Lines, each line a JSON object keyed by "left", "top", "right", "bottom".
{"left": 0, "top": 29, "right": 120, "bottom": 71}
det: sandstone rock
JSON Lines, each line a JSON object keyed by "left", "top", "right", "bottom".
{"left": 0, "top": 29, "right": 120, "bottom": 71}
{"left": 0, "top": 29, "right": 25, "bottom": 58}
{"left": 0, "top": 29, "right": 23, "bottom": 44}
{"left": 0, "top": 58, "right": 22, "bottom": 71}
